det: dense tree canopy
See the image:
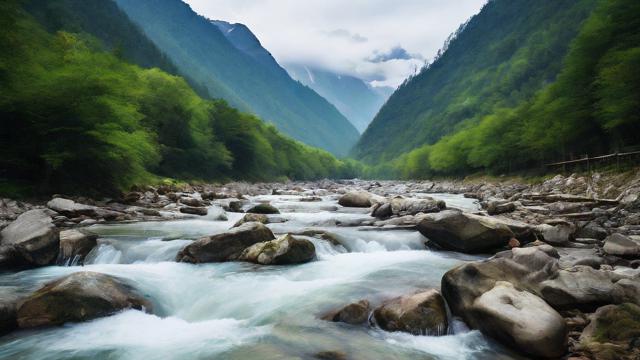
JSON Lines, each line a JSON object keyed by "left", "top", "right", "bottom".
{"left": 358, "top": 0, "right": 640, "bottom": 179}
{"left": 0, "top": 1, "right": 358, "bottom": 195}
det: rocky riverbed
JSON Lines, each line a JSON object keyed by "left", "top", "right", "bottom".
{"left": 0, "top": 171, "right": 639, "bottom": 359}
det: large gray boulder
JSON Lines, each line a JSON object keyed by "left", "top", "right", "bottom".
{"left": 0, "top": 209, "right": 59, "bottom": 267}
{"left": 417, "top": 210, "right": 514, "bottom": 253}
{"left": 17, "top": 272, "right": 152, "bottom": 328}
{"left": 338, "top": 191, "right": 383, "bottom": 208}
{"left": 536, "top": 221, "right": 576, "bottom": 246}
{"left": 238, "top": 234, "right": 315, "bottom": 265}
{"left": 373, "top": 197, "right": 445, "bottom": 219}
{"left": 57, "top": 229, "right": 98, "bottom": 265}
{"left": 176, "top": 222, "right": 275, "bottom": 263}
{"left": 603, "top": 233, "right": 640, "bottom": 257}
{"left": 46, "top": 198, "right": 97, "bottom": 217}
{"left": 373, "top": 289, "right": 448, "bottom": 336}
{"left": 470, "top": 281, "right": 567, "bottom": 358}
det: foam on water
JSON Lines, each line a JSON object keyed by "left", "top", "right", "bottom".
{"left": 0, "top": 192, "right": 514, "bottom": 359}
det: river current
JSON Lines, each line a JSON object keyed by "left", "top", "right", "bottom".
{"left": 0, "top": 193, "right": 522, "bottom": 359}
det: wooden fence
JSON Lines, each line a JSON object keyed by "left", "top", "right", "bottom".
{"left": 546, "top": 150, "right": 640, "bottom": 171}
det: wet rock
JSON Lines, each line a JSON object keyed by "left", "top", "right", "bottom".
{"left": 314, "top": 351, "right": 348, "bottom": 360}
{"left": 179, "top": 206, "right": 208, "bottom": 216}
{"left": 239, "top": 234, "right": 315, "bottom": 265}
{"left": 300, "top": 196, "right": 322, "bottom": 202}
{"left": 46, "top": 198, "right": 97, "bottom": 217}
{"left": 371, "top": 203, "right": 392, "bottom": 219}
{"left": 17, "top": 272, "right": 152, "bottom": 328}
{"left": 470, "top": 281, "right": 567, "bottom": 358}
{"left": 176, "top": 222, "right": 275, "bottom": 263}
{"left": 536, "top": 221, "right": 576, "bottom": 246}
{"left": 0, "top": 295, "right": 18, "bottom": 336}
{"left": 603, "top": 233, "right": 640, "bottom": 257}
{"left": 57, "top": 229, "right": 97, "bottom": 265}
{"left": 246, "top": 203, "right": 280, "bottom": 214}
{"left": 416, "top": 210, "right": 514, "bottom": 253}
{"left": 0, "top": 209, "right": 59, "bottom": 267}
{"left": 322, "top": 300, "right": 370, "bottom": 325}
{"left": 338, "top": 191, "right": 382, "bottom": 208}
{"left": 122, "top": 192, "right": 142, "bottom": 204}
{"left": 487, "top": 201, "right": 516, "bottom": 215}
{"left": 373, "top": 289, "right": 448, "bottom": 336}
{"left": 579, "top": 303, "right": 640, "bottom": 360}
{"left": 233, "top": 213, "right": 269, "bottom": 227}
{"left": 179, "top": 197, "right": 203, "bottom": 207}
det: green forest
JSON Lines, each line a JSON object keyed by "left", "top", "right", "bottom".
{"left": 0, "top": 0, "right": 359, "bottom": 196}
{"left": 356, "top": 0, "right": 640, "bottom": 178}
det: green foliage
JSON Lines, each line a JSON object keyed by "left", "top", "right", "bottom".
{"left": 0, "top": 1, "right": 357, "bottom": 196}
{"left": 358, "top": 0, "right": 640, "bottom": 179}
{"left": 113, "top": 0, "right": 359, "bottom": 156}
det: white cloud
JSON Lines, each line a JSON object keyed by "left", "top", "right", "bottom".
{"left": 184, "top": 0, "right": 486, "bottom": 87}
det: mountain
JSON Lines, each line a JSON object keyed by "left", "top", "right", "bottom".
{"left": 113, "top": 0, "right": 359, "bottom": 156}
{"left": 354, "top": 0, "right": 599, "bottom": 164}
{"left": 0, "top": 0, "right": 358, "bottom": 195}
{"left": 284, "top": 64, "right": 393, "bottom": 133}
{"left": 357, "top": 0, "right": 640, "bottom": 179}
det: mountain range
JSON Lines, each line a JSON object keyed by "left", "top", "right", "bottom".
{"left": 284, "top": 64, "right": 393, "bottom": 133}
{"left": 113, "top": 0, "right": 359, "bottom": 157}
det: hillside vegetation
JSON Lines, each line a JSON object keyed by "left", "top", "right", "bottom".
{"left": 0, "top": 0, "right": 358, "bottom": 195}
{"left": 356, "top": 0, "right": 640, "bottom": 178}
{"left": 113, "top": 0, "right": 359, "bottom": 156}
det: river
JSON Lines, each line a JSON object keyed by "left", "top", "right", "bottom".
{"left": 0, "top": 193, "right": 523, "bottom": 359}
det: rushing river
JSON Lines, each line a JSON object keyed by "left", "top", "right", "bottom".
{"left": 0, "top": 193, "right": 522, "bottom": 359}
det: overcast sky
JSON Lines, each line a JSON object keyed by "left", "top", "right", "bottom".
{"left": 184, "top": 0, "right": 486, "bottom": 87}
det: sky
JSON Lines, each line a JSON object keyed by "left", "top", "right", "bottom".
{"left": 184, "top": 0, "right": 486, "bottom": 88}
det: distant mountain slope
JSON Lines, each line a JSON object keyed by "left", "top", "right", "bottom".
{"left": 114, "top": 0, "right": 359, "bottom": 156}
{"left": 354, "top": 0, "right": 598, "bottom": 163}
{"left": 285, "top": 64, "right": 393, "bottom": 133}
{"left": 23, "top": 0, "right": 211, "bottom": 98}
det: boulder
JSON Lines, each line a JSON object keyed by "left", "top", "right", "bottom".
{"left": 176, "top": 222, "right": 275, "bottom": 263}
{"left": 179, "top": 206, "right": 208, "bottom": 216}
{"left": 536, "top": 221, "right": 576, "bottom": 246}
{"left": 487, "top": 201, "right": 517, "bottom": 215}
{"left": 246, "top": 203, "right": 280, "bottom": 214}
{"left": 0, "top": 295, "right": 18, "bottom": 335}
{"left": 57, "top": 229, "right": 98, "bottom": 265}
{"left": 470, "top": 281, "right": 567, "bottom": 358}
{"left": 179, "top": 197, "right": 203, "bottom": 207}
{"left": 233, "top": 213, "right": 269, "bottom": 227}
{"left": 417, "top": 210, "right": 514, "bottom": 253}
{"left": 373, "top": 289, "right": 448, "bottom": 336}
{"left": 322, "top": 300, "right": 370, "bottom": 325}
{"left": 238, "top": 234, "right": 315, "bottom": 265}
{"left": 338, "top": 191, "right": 382, "bottom": 208}
{"left": 579, "top": 303, "right": 640, "bottom": 360}
{"left": 17, "top": 272, "right": 152, "bottom": 328}
{"left": 603, "top": 233, "right": 640, "bottom": 257}
{"left": 373, "top": 197, "right": 445, "bottom": 219}
{"left": 0, "top": 209, "right": 59, "bottom": 267}
{"left": 46, "top": 198, "right": 97, "bottom": 217}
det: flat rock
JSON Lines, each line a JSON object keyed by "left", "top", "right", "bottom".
{"left": 0, "top": 209, "right": 59, "bottom": 267}
{"left": 47, "top": 198, "right": 97, "bottom": 217}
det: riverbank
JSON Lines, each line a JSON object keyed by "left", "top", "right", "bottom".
{"left": 1, "top": 170, "right": 639, "bottom": 359}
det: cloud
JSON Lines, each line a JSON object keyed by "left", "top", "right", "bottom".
{"left": 184, "top": 0, "right": 486, "bottom": 87}
{"left": 369, "top": 46, "right": 423, "bottom": 63}
{"left": 325, "top": 29, "right": 368, "bottom": 43}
